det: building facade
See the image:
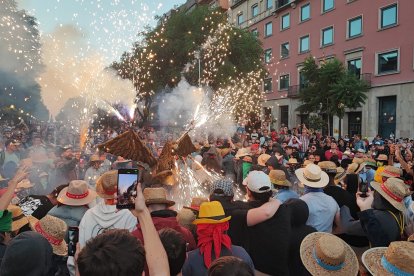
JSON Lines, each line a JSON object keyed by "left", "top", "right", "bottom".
{"left": 229, "top": 0, "right": 414, "bottom": 139}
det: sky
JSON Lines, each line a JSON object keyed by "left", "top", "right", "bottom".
{"left": 17, "top": 0, "right": 185, "bottom": 63}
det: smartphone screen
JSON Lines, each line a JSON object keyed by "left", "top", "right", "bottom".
{"left": 359, "top": 181, "right": 368, "bottom": 198}
{"left": 116, "top": 169, "right": 139, "bottom": 209}
{"left": 68, "top": 226, "right": 79, "bottom": 257}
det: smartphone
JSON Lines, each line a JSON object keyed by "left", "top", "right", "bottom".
{"left": 68, "top": 226, "right": 79, "bottom": 257}
{"left": 116, "top": 169, "right": 139, "bottom": 209}
{"left": 359, "top": 181, "right": 368, "bottom": 198}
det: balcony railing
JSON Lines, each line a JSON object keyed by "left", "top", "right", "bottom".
{"left": 231, "top": 0, "right": 245, "bottom": 7}
{"left": 360, "top": 73, "right": 372, "bottom": 87}
{"left": 287, "top": 85, "right": 300, "bottom": 98}
{"left": 275, "top": 0, "right": 293, "bottom": 10}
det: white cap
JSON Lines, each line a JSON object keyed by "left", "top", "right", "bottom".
{"left": 243, "top": 171, "right": 272, "bottom": 193}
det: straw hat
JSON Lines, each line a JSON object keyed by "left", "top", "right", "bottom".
{"left": 346, "top": 163, "right": 365, "bottom": 174}
{"left": 29, "top": 215, "right": 68, "bottom": 256}
{"left": 302, "top": 160, "right": 313, "bottom": 167}
{"left": 218, "top": 148, "right": 231, "bottom": 157}
{"left": 183, "top": 197, "right": 209, "bottom": 212}
{"left": 362, "top": 241, "right": 414, "bottom": 276}
{"left": 242, "top": 156, "right": 252, "bottom": 163}
{"left": 96, "top": 170, "right": 117, "bottom": 199}
{"left": 193, "top": 201, "right": 231, "bottom": 225}
{"left": 177, "top": 208, "right": 196, "bottom": 227}
{"left": 257, "top": 154, "right": 271, "bottom": 166}
{"left": 408, "top": 233, "right": 414, "bottom": 242}
{"left": 16, "top": 179, "right": 34, "bottom": 190}
{"left": 287, "top": 158, "right": 298, "bottom": 165}
{"left": 343, "top": 150, "right": 354, "bottom": 158}
{"left": 352, "top": 158, "right": 365, "bottom": 165}
{"left": 234, "top": 148, "right": 251, "bottom": 159}
{"left": 143, "top": 187, "right": 175, "bottom": 207}
{"left": 269, "top": 170, "right": 291, "bottom": 187}
{"left": 380, "top": 165, "right": 402, "bottom": 178}
{"left": 370, "top": 177, "right": 411, "bottom": 211}
{"left": 364, "top": 158, "right": 377, "bottom": 168}
{"left": 8, "top": 205, "right": 29, "bottom": 232}
{"left": 318, "top": 161, "right": 338, "bottom": 174}
{"left": 300, "top": 232, "right": 359, "bottom": 276}
{"left": 334, "top": 167, "right": 346, "bottom": 185}
{"left": 295, "top": 164, "right": 329, "bottom": 188}
{"left": 376, "top": 154, "right": 388, "bottom": 161}
{"left": 57, "top": 180, "right": 97, "bottom": 206}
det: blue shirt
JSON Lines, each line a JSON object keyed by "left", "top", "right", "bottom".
{"left": 300, "top": 192, "right": 339, "bottom": 233}
{"left": 274, "top": 189, "right": 299, "bottom": 203}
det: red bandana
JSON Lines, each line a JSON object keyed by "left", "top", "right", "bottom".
{"left": 196, "top": 222, "right": 232, "bottom": 268}
{"left": 35, "top": 222, "right": 62, "bottom": 245}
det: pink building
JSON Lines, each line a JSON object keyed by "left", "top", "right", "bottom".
{"left": 229, "top": 0, "right": 414, "bottom": 138}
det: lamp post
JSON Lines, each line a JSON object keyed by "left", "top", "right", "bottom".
{"left": 194, "top": 50, "right": 201, "bottom": 87}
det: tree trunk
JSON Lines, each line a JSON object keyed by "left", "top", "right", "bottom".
{"left": 327, "top": 115, "right": 331, "bottom": 137}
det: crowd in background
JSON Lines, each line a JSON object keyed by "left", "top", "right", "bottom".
{"left": 0, "top": 118, "right": 413, "bottom": 275}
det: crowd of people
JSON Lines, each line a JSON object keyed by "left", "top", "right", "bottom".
{"left": 0, "top": 120, "right": 413, "bottom": 275}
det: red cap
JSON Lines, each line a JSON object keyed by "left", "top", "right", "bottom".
{"left": 251, "top": 144, "right": 259, "bottom": 151}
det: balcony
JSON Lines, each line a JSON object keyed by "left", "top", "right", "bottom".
{"left": 275, "top": 0, "right": 296, "bottom": 11}
{"left": 287, "top": 85, "right": 300, "bottom": 98}
{"left": 360, "top": 73, "right": 372, "bottom": 87}
{"left": 231, "top": 0, "right": 246, "bottom": 8}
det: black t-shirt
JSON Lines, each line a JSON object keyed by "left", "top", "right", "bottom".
{"left": 230, "top": 201, "right": 291, "bottom": 275}
{"left": 18, "top": 195, "right": 54, "bottom": 220}
{"left": 324, "top": 185, "right": 359, "bottom": 219}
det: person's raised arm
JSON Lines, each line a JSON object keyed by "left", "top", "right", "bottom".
{"left": 0, "top": 165, "right": 28, "bottom": 210}
{"left": 130, "top": 183, "right": 169, "bottom": 276}
{"left": 246, "top": 198, "right": 281, "bottom": 226}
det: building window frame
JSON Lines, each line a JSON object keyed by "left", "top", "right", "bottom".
{"left": 347, "top": 15, "right": 363, "bottom": 39}
{"left": 299, "top": 35, "right": 310, "bottom": 54}
{"left": 281, "top": 42, "right": 290, "bottom": 59}
{"left": 264, "top": 48, "right": 272, "bottom": 63}
{"left": 300, "top": 3, "right": 311, "bottom": 22}
{"left": 251, "top": 28, "right": 259, "bottom": 38}
{"left": 279, "top": 74, "right": 290, "bottom": 91}
{"left": 347, "top": 57, "right": 362, "bottom": 79}
{"left": 264, "top": 22, "right": 273, "bottom": 37}
{"left": 266, "top": 0, "right": 273, "bottom": 10}
{"left": 321, "top": 26, "right": 334, "bottom": 47}
{"left": 375, "top": 48, "right": 400, "bottom": 76}
{"left": 264, "top": 77, "right": 273, "bottom": 93}
{"left": 379, "top": 3, "right": 398, "bottom": 30}
{"left": 322, "top": 0, "right": 335, "bottom": 13}
{"left": 237, "top": 12, "right": 244, "bottom": 25}
{"left": 252, "top": 4, "right": 259, "bottom": 18}
{"left": 281, "top": 13, "right": 290, "bottom": 31}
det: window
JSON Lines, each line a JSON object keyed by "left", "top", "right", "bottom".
{"left": 301, "top": 4, "right": 310, "bottom": 22}
{"left": 299, "top": 70, "right": 307, "bottom": 89}
{"left": 321, "top": 26, "right": 333, "bottom": 46}
{"left": 264, "top": 49, "right": 272, "bottom": 63}
{"left": 279, "top": 74, "right": 290, "bottom": 90}
{"left": 281, "top": 42, "right": 289, "bottom": 58}
{"left": 348, "top": 16, "right": 362, "bottom": 38}
{"left": 380, "top": 4, "right": 397, "bottom": 29}
{"left": 265, "top": 22, "right": 273, "bottom": 37}
{"left": 264, "top": 78, "right": 272, "bottom": 92}
{"left": 322, "top": 0, "right": 334, "bottom": 12}
{"left": 237, "top": 13, "right": 243, "bottom": 25}
{"left": 281, "top": 13, "right": 290, "bottom": 30}
{"left": 252, "top": 28, "right": 259, "bottom": 38}
{"left": 377, "top": 50, "right": 399, "bottom": 74}
{"left": 347, "top": 58, "right": 361, "bottom": 78}
{"left": 299, "top": 35, "right": 310, "bottom": 53}
{"left": 252, "top": 4, "right": 259, "bottom": 17}
{"left": 266, "top": 0, "right": 273, "bottom": 10}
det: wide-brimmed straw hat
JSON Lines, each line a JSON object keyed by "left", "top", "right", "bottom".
{"left": 143, "top": 187, "right": 175, "bottom": 207}
{"left": 287, "top": 158, "right": 298, "bottom": 165}
{"left": 300, "top": 232, "right": 359, "bottom": 276}
{"left": 318, "top": 161, "right": 338, "bottom": 174}
{"left": 8, "top": 205, "right": 29, "bottom": 232}
{"left": 376, "top": 154, "right": 388, "bottom": 161}
{"left": 177, "top": 208, "right": 196, "bottom": 227}
{"left": 334, "top": 167, "right": 346, "bottom": 185}
{"left": 364, "top": 158, "right": 377, "bottom": 168}
{"left": 29, "top": 215, "right": 68, "bottom": 256}
{"left": 362, "top": 241, "right": 414, "bottom": 276}
{"left": 257, "top": 154, "right": 271, "bottom": 166}
{"left": 234, "top": 148, "right": 251, "bottom": 159}
{"left": 370, "top": 177, "right": 411, "bottom": 211}
{"left": 269, "top": 170, "right": 291, "bottom": 187}
{"left": 380, "top": 165, "right": 402, "bottom": 178}
{"left": 193, "top": 201, "right": 231, "bottom": 225}
{"left": 295, "top": 164, "right": 329, "bottom": 188}
{"left": 96, "top": 170, "right": 117, "bottom": 199}
{"left": 183, "top": 197, "right": 209, "bottom": 212}
{"left": 352, "top": 158, "right": 365, "bottom": 166}
{"left": 57, "top": 180, "right": 97, "bottom": 206}
{"left": 346, "top": 163, "right": 365, "bottom": 174}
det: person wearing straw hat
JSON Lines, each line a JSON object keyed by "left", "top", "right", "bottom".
{"left": 8, "top": 205, "right": 30, "bottom": 236}
{"left": 132, "top": 187, "right": 196, "bottom": 251}
{"left": 270, "top": 169, "right": 299, "bottom": 203}
{"left": 362, "top": 240, "right": 414, "bottom": 275}
{"left": 356, "top": 177, "right": 411, "bottom": 247}
{"left": 83, "top": 154, "right": 105, "bottom": 190}
{"left": 297, "top": 164, "right": 342, "bottom": 233}
{"left": 78, "top": 170, "right": 137, "bottom": 248}
{"left": 48, "top": 180, "right": 97, "bottom": 241}
{"left": 182, "top": 201, "right": 254, "bottom": 276}
{"left": 0, "top": 208, "right": 12, "bottom": 262}
{"left": 29, "top": 215, "right": 69, "bottom": 274}
{"left": 363, "top": 157, "right": 377, "bottom": 185}
{"left": 300, "top": 232, "right": 359, "bottom": 276}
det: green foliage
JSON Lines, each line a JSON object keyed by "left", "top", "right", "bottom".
{"left": 112, "top": 5, "right": 265, "bottom": 125}
{"left": 307, "top": 115, "right": 325, "bottom": 131}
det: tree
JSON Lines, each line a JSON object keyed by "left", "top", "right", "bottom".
{"left": 112, "top": 6, "right": 266, "bottom": 126}
{"left": 296, "top": 57, "right": 369, "bottom": 135}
